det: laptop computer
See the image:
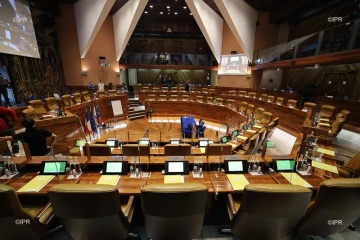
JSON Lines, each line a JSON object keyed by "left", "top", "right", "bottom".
{"left": 40, "top": 161, "right": 67, "bottom": 175}
{"left": 102, "top": 161, "right": 128, "bottom": 175}
{"left": 224, "top": 160, "right": 249, "bottom": 174}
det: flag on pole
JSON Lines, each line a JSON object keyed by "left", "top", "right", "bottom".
{"left": 90, "top": 106, "right": 97, "bottom": 134}
{"left": 96, "top": 104, "right": 102, "bottom": 124}
{"left": 86, "top": 107, "right": 93, "bottom": 136}
{"left": 84, "top": 108, "right": 89, "bottom": 135}
{"left": 93, "top": 105, "right": 98, "bottom": 130}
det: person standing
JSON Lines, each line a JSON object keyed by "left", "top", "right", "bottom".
{"left": 167, "top": 77, "right": 172, "bottom": 91}
{"left": 88, "top": 81, "right": 95, "bottom": 94}
{"left": 108, "top": 82, "right": 113, "bottom": 90}
{"left": 98, "top": 80, "right": 105, "bottom": 91}
{"left": 185, "top": 80, "right": 190, "bottom": 92}
{"left": 145, "top": 103, "right": 153, "bottom": 119}
{"left": 0, "top": 73, "right": 11, "bottom": 107}
{"left": 0, "top": 107, "right": 19, "bottom": 156}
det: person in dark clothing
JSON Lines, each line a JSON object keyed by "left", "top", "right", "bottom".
{"left": 0, "top": 107, "right": 19, "bottom": 156}
{"left": 108, "top": 82, "right": 113, "bottom": 90}
{"left": 167, "top": 77, "right": 172, "bottom": 91}
{"left": 145, "top": 103, "right": 153, "bottom": 119}
{"left": 2, "top": 118, "right": 57, "bottom": 156}
{"left": 185, "top": 80, "right": 190, "bottom": 92}
{"left": 0, "top": 73, "right": 11, "bottom": 107}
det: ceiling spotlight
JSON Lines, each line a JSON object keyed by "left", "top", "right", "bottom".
{"left": 149, "top": 5, "right": 153, "bottom": 8}
{"left": 190, "top": 12, "right": 193, "bottom": 15}
{"left": 168, "top": 9, "right": 170, "bottom": 11}
{"left": 145, "top": 11, "right": 148, "bottom": 13}
{"left": 167, "top": 28, "right": 172, "bottom": 33}
{"left": 167, "top": 6, "right": 170, "bottom": 8}
{"left": 160, "top": 12, "right": 163, "bottom": 14}
{"left": 168, "top": 13, "right": 170, "bottom": 14}
{"left": 174, "top": 12, "right": 178, "bottom": 14}
{"left": 183, "top": 6, "right": 187, "bottom": 9}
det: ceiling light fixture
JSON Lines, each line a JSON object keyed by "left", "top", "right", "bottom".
{"left": 167, "top": 28, "right": 172, "bottom": 33}
{"left": 167, "top": 6, "right": 170, "bottom": 8}
{"left": 174, "top": 12, "right": 178, "bottom": 14}
{"left": 145, "top": 11, "right": 148, "bottom": 13}
{"left": 168, "top": 9, "right": 170, "bottom": 11}
{"left": 168, "top": 13, "right": 170, "bottom": 14}
{"left": 190, "top": 13, "right": 193, "bottom": 15}
{"left": 183, "top": 6, "right": 187, "bottom": 9}
{"left": 160, "top": 12, "right": 163, "bottom": 14}
{"left": 149, "top": 5, "right": 153, "bottom": 8}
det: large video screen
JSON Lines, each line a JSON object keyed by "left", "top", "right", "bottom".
{"left": 219, "top": 54, "right": 248, "bottom": 75}
{"left": 0, "top": 0, "right": 40, "bottom": 58}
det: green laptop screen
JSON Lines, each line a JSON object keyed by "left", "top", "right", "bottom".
{"left": 276, "top": 160, "right": 295, "bottom": 171}
{"left": 44, "top": 162, "right": 67, "bottom": 173}
{"left": 106, "top": 162, "right": 123, "bottom": 173}
{"left": 228, "top": 161, "right": 243, "bottom": 172}
{"left": 139, "top": 140, "right": 149, "bottom": 145}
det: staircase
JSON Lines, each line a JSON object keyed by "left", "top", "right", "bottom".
{"left": 128, "top": 96, "right": 145, "bottom": 120}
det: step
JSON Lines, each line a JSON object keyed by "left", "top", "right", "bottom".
{"left": 129, "top": 115, "right": 145, "bottom": 121}
{"left": 128, "top": 111, "right": 145, "bottom": 117}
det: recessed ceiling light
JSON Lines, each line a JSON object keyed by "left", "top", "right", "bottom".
{"left": 149, "top": 5, "right": 153, "bottom": 8}
{"left": 168, "top": 13, "right": 170, "bottom": 14}
{"left": 167, "top": 6, "right": 170, "bottom": 8}
{"left": 160, "top": 12, "right": 163, "bottom": 14}
{"left": 168, "top": 9, "right": 170, "bottom": 11}
{"left": 145, "top": 11, "right": 148, "bottom": 13}
{"left": 183, "top": 6, "right": 187, "bottom": 9}
{"left": 174, "top": 12, "right": 178, "bottom": 14}
{"left": 190, "top": 13, "right": 193, "bottom": 15}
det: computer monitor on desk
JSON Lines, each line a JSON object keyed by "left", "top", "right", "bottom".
{"left": 233, "top": 130, "right": 239, "bottom": 137}
{"left": 274, "top": 159, "right": 296, "bottom": 172}
{"left": 242, "top": 124, "right": 248, "bottom": 131}
{"left": 102, "top": 161, "right": 128, "bottom": 175}
{"left": 220, "top": 136, "right": 228, "bottom": 144}
{"left": 170, "top": 138, "right": 180, "bottom": 144}
{"left": 106, "top": 140, "right": 118, "bottom": 147}
{"left": 224, "top": 160, "right": 249, "bottom": 174}
{"left": 165, "top": 161, "right": 189, "bottom": 175}
{"left": 139, "top": 140, "right": 150, "bottom": 145}
{"left": 40, "top": 161, "right": 67, "bottom": 175}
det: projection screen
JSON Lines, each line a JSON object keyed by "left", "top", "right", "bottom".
{"left": 0, "top": 0, "right": 40, "bottom": 58}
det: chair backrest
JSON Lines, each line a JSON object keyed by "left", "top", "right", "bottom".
{"left": 339, "top": 110, "right": 350, "bottom": 122}
{"left": 330, "top": 118, "right": 344, "bottom": 136}
{"left": 170, "top": 95, "right": 178, "bottom": 101}
{"left": 343, "top": 152, "right": 360, "bottom": 173}
{"left": 320, "top": 105, "right": 335, "bottom": 118}
{"left": 159, "top": 95, "right": 167, "bottom": 101}
{"left": 238, "top": 91, "right": 246, "bottom": 97}
{"left": 152, "top": 87, "right": 159, "bottom": 92}
{"left": 227, "top": 99, "right": 235, "bottom": 107}
{"left": 108, "top": 90, "right": 117, "bottom": 96}
{"left": 273, "top": 117, "right": 279, "bottom": 128}
{"left": 62, "top": 95, "right": 72, "bottom": 106}
{"left": 179, "top": 87, "right": 185, "bottom": 92}
{"left": 171, "top": 87, "right": 178, "bottom": 92}
{"left": 196, "top": 96, "right": 203, "bottom": 102}
{"left": 181, "top": 95, "right": 189, "bottom": 101}
{"left": 240, "top": 102, "right": 248, "bottom": 112}
{"left": 162, "top": 87, "right": 168, "bottom": 92}
{"left": 276, "top": 97, "right": 284, "bottom": 105}
{"left": 82, "top": 91, "right": 90, "bottom": 101}
{"left": 148, "top": 94, "right": 156, "bottom": 100}
{"left": 205, "top": 144, "right": 232, "bottom": 157}
{"left": 83, "top": 144, "right": 111, "bottom": 156}
{"left": 287, "top": 99, "right": 298, "bottom": 108}
{"left": 245, "top": 133, "right": 259, "bottom": 155}
{"left": 48, "top": 184, "right": 130, "bottom": 240}
{"left": 141, "top": 183, "right": 208, "bottom": 240}
{"left": 202, "top": 88, "right": 208, "bottom": 93}
{"left": 255, "top": 108, "right": 264, "bottom": 120}
{"left": 229, "top": 90, "right": 236, "bottom": 95}
{"left": 267, "top": 95, "right": 275, "bottom": 103}
{"left": 97, "top": 90, "right": 106, "bottom": 97}
{"left": 22, "top": 108, "right": 39, "bottom": 120}
{"left": 303, "top": 102, "right": 316, "bottom": 111}
{"left": 245, "top": 104, "right": 254, "bottom": 116}
{"left": 44, "top": 97, "right": 58, "bottom": 111}
{"left": 73, "top": 93, "right": 82, "bottom": 103}
{"left": 297, "top": 179, "right": 360, "bottom": 236}
{"left": 206, "top": 96, "right": 213, "bottom": 103}
{"left": 260, "top": 112, "right": 272, "bottom": 124}
{"left": 0, "top": 184, "right": 43, "bottom": 240}
{"left": 215, "top": 98, "right": 223, "bottom": 105}
{"left": 28, "top": 100, "right": 47, "bottom": 114}
{"left": 208, "top": 89, "right": 215, "bottom": 94}
{"left": 164, "top": 144, "right": 191, "bottom": 156}
{"left": 253, "top": 128, "right": 267, "bottom": 153}
{"left": 260, "top": 94, "right": 268, "bottom": 101}
{"left": 142, "top": 87, "right": 149, "bottom": 92}
{"left": 248, "top": 92, "right": 256, "bottom": 98}
{"left": 232, "top": 184, "right": 312, "bottom": 240}
{"left": 122, "top": 144, "right": 150, "bottom": 156}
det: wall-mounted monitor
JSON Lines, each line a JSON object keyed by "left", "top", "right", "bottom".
{"left": 218, "top": 54, "right": 248, "bottom": 75}
{"left": 0, "top": 0, "right": 40, "bottom": 58}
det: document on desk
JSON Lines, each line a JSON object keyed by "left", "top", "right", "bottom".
{"left": 227, "top": 174, "right": 249, "bottom": 191}
{"left": 280, "top": 173, "right": 312, "bottom": 188}
{"left": 17, "top": 175, "right": 55, "bottom": 192}
{"left": 164, "top": 175, "right": 184, "bottom": 184}
{"left": 97, "top": 175, "right": 120, "bottom": 186}
{"left": 311, "top": 161, "right": 338, "bottom": 174}
{"left": 252, "top": 125, "right": 262, "bottom": 129}
{"left": 237, "top": 136, "right": 248, "bottom": 141}
{"left": 246, "top": 129, "right": 257, "bottom": 133}
{"left": 317, "top": 148, "right": 335, "bottom": 156}
{"left": 200, "top": 148, "right": 205, "bottom": 154}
